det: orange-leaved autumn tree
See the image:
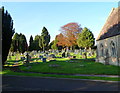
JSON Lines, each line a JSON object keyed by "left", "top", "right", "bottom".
{"left": 56, "top": 33, "right": 66, "bottom": 47}
{"left": 60, "top": 22, "right": 82, "bottom": 49}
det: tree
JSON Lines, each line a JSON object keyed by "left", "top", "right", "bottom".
{"left": 51, "top": 37, "right": 58, "bottom": 50}
{"left": 49, "top": 40, "right": 54, "bottom": 49}
{"left": 19, "top": 34, "right": 28, "bottom": 53}
{"left": 60, "top": 22, "right": 82, "bottom": 49}
{"left": 33, "top": 35, "right": 41, "bottom": 51}
{"left": 40, "top": 27, "right": 50, "bottom": 52}
{"left": 56, "top": 33, "right": 66, "bottom": 47}
{"left": 2, "top": 7, "right": 15, "bottom": 66}
{"left": 28, "top": 35, "right": 34, "bottom": 51}
{"left": 10, "top": 33, "right": 19, "bottom": 52}
{"left": 10, "top": 33, "right": 28, "bottom": 53}
{"left": 77, "top": 27, "right": 95, "bottom": 49}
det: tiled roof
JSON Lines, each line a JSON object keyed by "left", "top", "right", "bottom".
{"left": 96, "top": 7, "right": 120, "bottom": 41}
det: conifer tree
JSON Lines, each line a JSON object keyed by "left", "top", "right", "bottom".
{"left": 40, "top": 27, "right": 50, "bottom": 52}
{"left": 2, "top": 7, "right": 15, "bottom": 66}
{"left": 77, "top": 27, "right": 95, "bottom": 49}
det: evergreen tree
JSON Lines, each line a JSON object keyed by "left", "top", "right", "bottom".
{"left": 29, "top": 35, "right": 33, "bottom": 51}
{"left": 40, "top": 27, "right": 50, "bottom": 52}
{"left": 51, "top": 39, "right": 58, "bottom": 50}
{"left": 33, "top": 35, "right": 41, "bottom": 51}
{"left": 19, "top": 34, "right": 28, "bottom": 53}
{"left": 10, "top": 33, "right": 19, "bottom": 52}
{"left": 49, "top": 40, "right": 54, "bottom": 49}
{"left": 77, "top": 27, "right": 95, "bottom": 49}
{"left": 10, "top": 33, "right": 28, "bottom": 53}
{"left": 2, "top": 7, "right": 15, "bottom": 66}
{"left": 39, "top": 36, "right": 42, "bottom": 50}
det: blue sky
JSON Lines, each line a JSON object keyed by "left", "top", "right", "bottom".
{"left": 1, "top": 2, "right": 118, "bottom": 44}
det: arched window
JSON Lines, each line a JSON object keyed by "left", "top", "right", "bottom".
{"left": 100, "top": 44, "right": 104, "bottom": 57}
{"left": 111, "top": 41, "right": 116, "bottom": 56}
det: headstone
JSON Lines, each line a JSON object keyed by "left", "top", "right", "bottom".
{"left": 42, "top": 58, "right": 46, "bottom": 62}
{"left": 80, "top": 49, "right": 82, "bottom": 55}
{"left": 48, "top": 54, "right": 56, "bottom": 58}
{"left": 82, "top": 52, "right": 87, "bottom": 59}
{"left": 88, "top": 52, "right": 92, "bottom": 57}
{"left": 39, "top": 55, "right": 43, "bottom": 59}
{"left": 62, "top": 52, "right": 65, "bottom": 58}
{"left": 21, "top": 57, "right": 25, "bottom": 60}
{"left": 24, "top": 52, "right": 27, "bottom": 56}
{"left": 46, "top": 52, "right": 48, "bottom": 56}
{"left": 43, "top": 53, "right": 46, "bottom": 56}
{"left": 66, "top": 52, "right": 70, "bottom": 57}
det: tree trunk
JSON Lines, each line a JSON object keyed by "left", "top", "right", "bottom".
{"left": 70, "top": 46, "right": 72, "bottom": 50}
{"left": 43, "top": 46, "right": 45, "bottom": 53}
{"left": 85, "top": 47, "right": 87, "bottom": 59}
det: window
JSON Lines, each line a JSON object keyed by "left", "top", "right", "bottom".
{"left": 111, "top": 41, "right": 116, "bottom": 56}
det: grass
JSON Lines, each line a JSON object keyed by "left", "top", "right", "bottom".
{"left": 1, "top": 69, "right": 120, "bottom": 81}
{"left": 19, "top": 58, "right": 119, "bottom": 75}
{"left": 3, "top": 53, "right": 119, "bottom": 81}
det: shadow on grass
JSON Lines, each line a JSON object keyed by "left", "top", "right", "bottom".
{"left": 5, "top": 58, "right": 95, "bottom": 68}
{"left": 3, "top": 57, "right": 119, "bottom": 75}
{"left": 7, "top": 59, "right": 24, "bottom": 62}
{"left": 69, "top": 58, "right": 95, "bottom": 62}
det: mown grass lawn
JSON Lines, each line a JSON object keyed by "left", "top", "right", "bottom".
{"left": 19, "top": 58, "right": 119, "bottom": 75}
{"left": 2, "top": 56, "right": 120, "bottom": 81}
{"left": 1, "top": 69, "right": 120, "bottom": 81}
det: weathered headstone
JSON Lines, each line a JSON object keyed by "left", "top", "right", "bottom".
{"left": 66, "top": 52, "right": 70, "bottom": 57}
{"left": 80, "top": 49, "right": 82, "bottom": 55}
{"left": 48, "top": 54, "right": 56, "bottom": 58}
{"left": 39, "top": 55, "right": 43, "bottom": 59}
{"left": 82, "top": 52, "right": 87, "bottom": 59}
{"left": 42, "top": 58, "right": 46, "bottom": 62}
{"left": 62, "top": 52, "right": 65, "bottom": 58}
{"left": 21, "top": 57, "right": 25, "bottom": 60}
{"left": 88, "top": 52, "right": 92, "bottom": 57}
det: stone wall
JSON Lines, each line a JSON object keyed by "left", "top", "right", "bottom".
{"left": 117, "top": 35, "right": 120, "bottom": 66}
{"left": 96, "top": 35, "right": 120, "bottom": 66}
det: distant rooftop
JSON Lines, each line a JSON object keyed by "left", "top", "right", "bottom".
{"left": 96, "top": 7, "right": 120, "bottom": 41}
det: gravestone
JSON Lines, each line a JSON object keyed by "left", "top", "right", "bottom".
{"left": 66, "top": 52, "right": 70, "bottom": 57}
{"left": 46, "top": 52, "right": 49, "bottom": 57}
{"left": 62, "top": 52, "right": 65, "bottom": 58}
{"left": 25, "top": 53, "right": 30, "bottom": 65}
{"left": 82, "top": 52, "right": 87, "bottom": 59}
{"left": 39, "top": 55, "right": 43, "bottom": 59}
{"left": 48, "top": 54, "right": 56, "bottom": 58}
{"left": 80, "top": 50, "right": 82, "bottom": 55}
{"left": 88, "top": 52, "right": 92, "bottom": 57}
{"left": 21, "top": 57, "right": 25, "bottom": 60}
{"left": 43, "top": 53, "right": 46, "bottom": 56}
{"left": 42, "top": 58, "right": 46, "bottom": 62}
